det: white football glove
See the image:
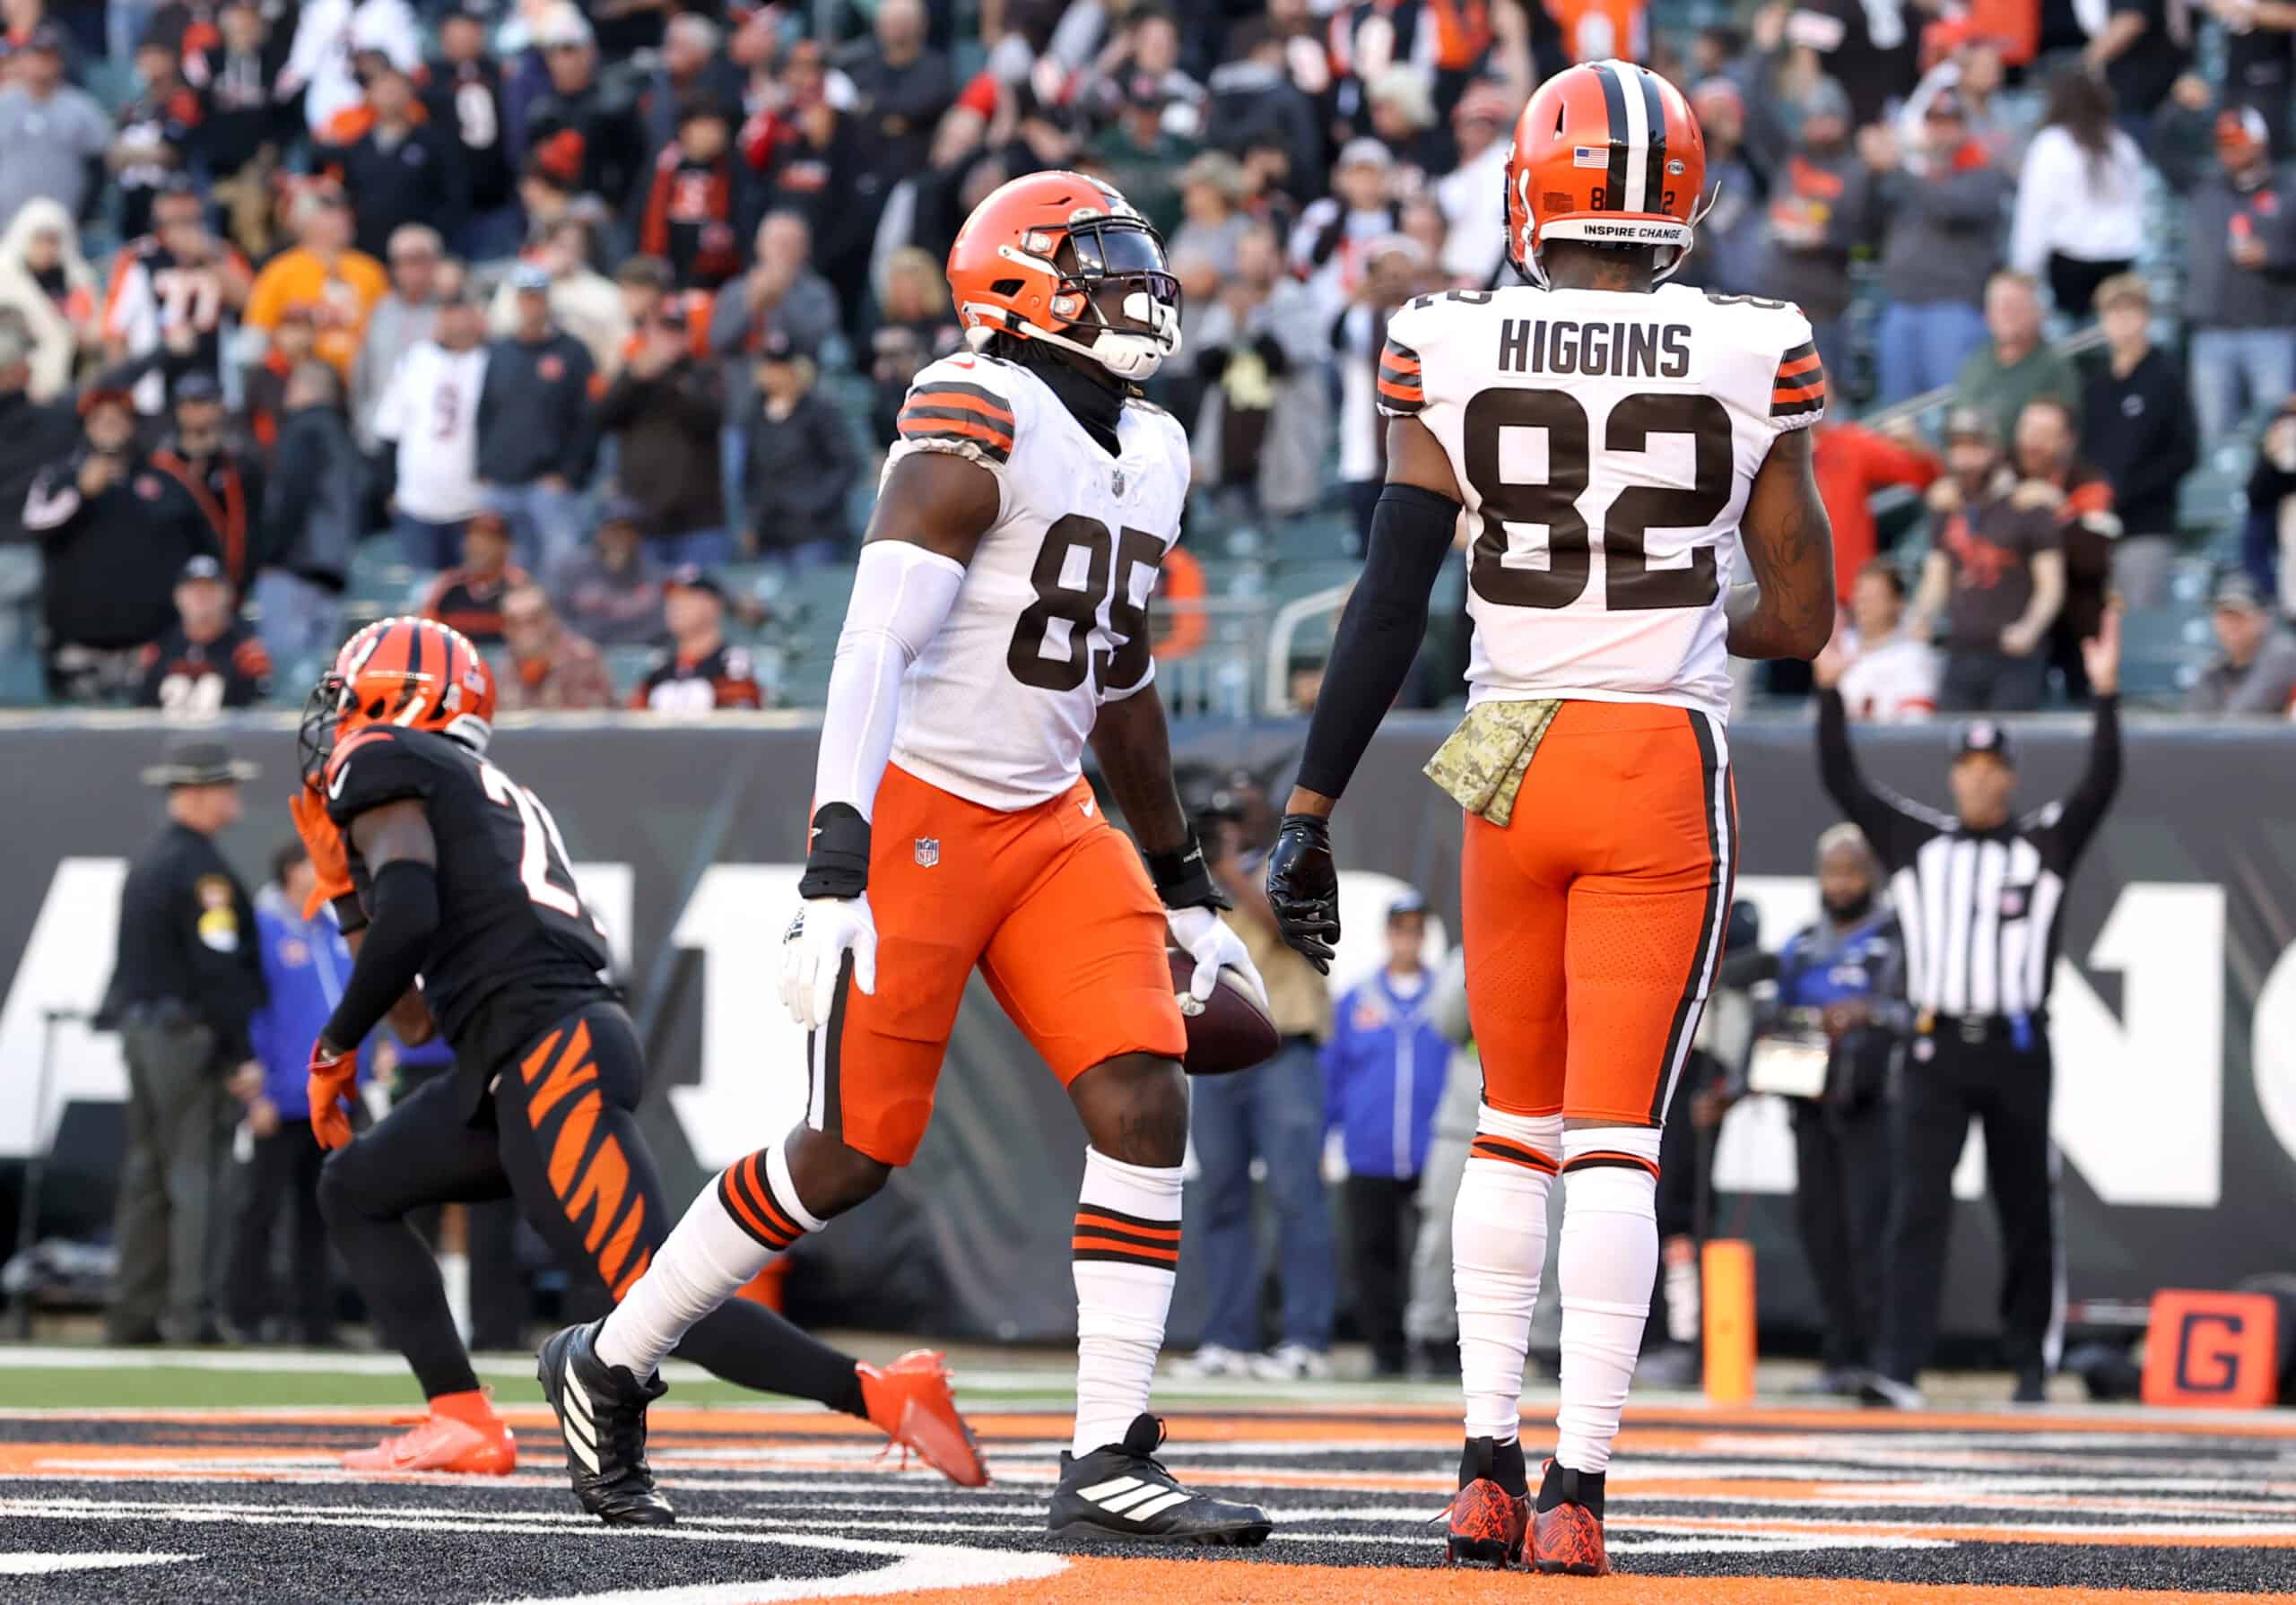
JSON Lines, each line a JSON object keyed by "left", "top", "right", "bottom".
{"left": 1167, "top": 905, "right": 1267, "bottom": 1013}
{"left": 779, "top": 896, "right": 878, "bottom": 1030}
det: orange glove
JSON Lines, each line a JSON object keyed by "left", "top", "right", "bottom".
{"left": 290, "top": 785, "right": 354, "bottom": 921}
{"left": 308, "top": 1038, "right": 359, "bottom": 1150}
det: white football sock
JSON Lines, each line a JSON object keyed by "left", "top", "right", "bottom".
{"left": 1554, "top": 1124, "right": 1662, "bottom": 1476}
{"left": 1071, "top": 1146, "right": 1182, "bottom": 1459}
{"left": 596, "top": 1139, "right": 822, "bottom": 1379}
{"left": 1454, "top": 1105, "right": 1561, "bottom": 1444}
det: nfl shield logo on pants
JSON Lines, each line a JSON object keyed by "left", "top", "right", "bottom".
{"left": 914, "top": 837, "right": 940, "bottom": 868}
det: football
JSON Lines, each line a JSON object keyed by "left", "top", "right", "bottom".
{"left": 1168, "top": 947, "right": 1281, "bottom": 1075}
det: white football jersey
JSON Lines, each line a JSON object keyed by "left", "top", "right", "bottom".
{"left": 1838, "top": 632, "right": 1941, "bottom": 722}
{"left": 1380, "top": 281, "right": 1826, "bottom": 720}
{"left": 883, "top": 352, "right": 1190, "bottom": 810}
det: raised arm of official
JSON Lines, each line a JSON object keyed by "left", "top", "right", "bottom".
{"left": 1726, "top": 426, "right": 1837, "bottom": 662}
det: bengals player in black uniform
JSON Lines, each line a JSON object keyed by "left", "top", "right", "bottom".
{"left": 291, "top": 616, "right": 984, "bottom": 1488}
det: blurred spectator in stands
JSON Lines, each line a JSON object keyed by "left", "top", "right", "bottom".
{"left": 112, "top": 34, "right": 203, "bottom": 244}
{"left": 521, "top": 5, "right": 648, "bottom": 212}
{"left": 710, "top": 207, "right": 839, "bottom": 390}
{"left": 349, "top": 223, "right": 443, "bottom": 452}
{"left": 277, "top": 0, "right": 419, "bottom": 139}
{"left": 253, "top": 360, "right": 358, "bottom": 669}
{"left": 152, "top": 373, "right": 261, "bottom": 592}
{"left": 1431, "top": 82, "right": 1515, "bottom": 292}
{"left": 1956, "top": 273, "right": 2083, "bottom": 441}
{"left": 1902, "top": 28, "right": 2019, "bottom": 162}
{"left": 2082, "top": 273, "right": 2197, "bottom": 608}
{"left": 1172, "top": 152, "right": 1251, "bottom": 281}
{"left": 1814, "top": 418, "right": 1941, "bottom": 600}
{"left": 339, "top": 60, "right": 465, "bottom": 264}
{"left": 2008, "top": 68, "right": 2146, "bottom": 322}
{"left": 244, "top": 190, "right": 387, "bottom": 382}
{"left": 639, "top": 96, "right": 748, "bottom": 292}
{"left": 2187, "top": 571, "right": 2296, "bottom": 713}
{"left": 375, "top": 282, "right": 489, "bottom": 571}
{"left": 1674, "top": 79, "right": 1764, "bottom": 298}
{"left": 0, "top": 325, "right": 76, "bottom": 669}
{"left": 1906, "top": 406, "right": 2066, "bottom": 712}
{"left": 229, "top": 837, "right": 358, "bottom": 1348}
{"left": 1335, "top": 236, "right": 1422, "bottom": 550}
{"left": 25, "top": 386, "right": 216, "bottom": 700}
{"left": 2013, "top": 395, "right": 2118, "bottom": 702}
{"left": 421, "top": 508, "right": 527, "bottom": 646}
{"left": 630, "top": 568, "right": 764, "bottom": 712}
{"left": 1192, "top": 221, "right": 1329, "bottom": 525}
{"left": 2088, "top": 0, "right": 2189, "bottom": 137}
{"left": 1832, "top": 558, "right": 1941, "bottom": 720}
{"left": 2184, "top": 107, "right": 2296, "bottom": 452}
{"left": 1869, "top": 91, "right": 2012, "bottom": 406}
{"left": 0, "top": 25, "right": 112, "bottom": 230}
{"left": 1152, "top": 542, "right": 1207, "bottom": 664}
{"left": 845, "top": 0, "right": 954, "bottom": 184}
{"left": 1320, "top": 890, "right": 1448, "bottom": 1378}
{"left": 1088, "top": 77, "right": 1199, "bottom": 239}
{"left": 865, "top": 245, "right": 960, "bottom": 447}
{"left": 494, "top": 216, "right": 629, "bottom": 373}
{"left": 2216, "top": 0, "right": 2295, "bottom": 155}
{"left": 1363, "top": 64, "right": 1446, "bottom": 182}
{"left": 0, "top": 197, "right": 94, "bottom": 403}
{"left": 750, "top": 41, "right": 863, "bottom": 267}
{"left": 550, "top": 496, "right": 665, "bottom": 646}
{"left": 639, "top": 13, "right": 741, "bottom": 155}
{"left": 1202, "top": 19, "right": 1322, "bottom": 202}
{"left": 104, "top": 178, "right": 248, "bottom": 417}
{"left": 135, "top": 553, "right": 270, "bottom": 711}
{"left": 240, "top": 300, "right": 315, "bottom": 454}
{"left": 742, "top": 325, "right": 854, "bottom": 572}
{"left": 424, "top": 4, "right": 516, "bottom": 261}
{"left": 1755, "top": 76, "right": 1865, "bottom": 380}
{"left": 477, "top": 264, "right": 594, "bottom": 570}
{"left": 2245, "top": 401, "right": 2296, "bottom": 611}
{"left": 596, "top": 299, "right": 726, "bottom": 567}
{"left": 1293, "top": 139, "right": 1402, "bottom": 325}
{"left": 497, "top": 580, "right": 615, "bottom": 709}
{"left": 194, "top": 0, "right": 292, "bottom": 202}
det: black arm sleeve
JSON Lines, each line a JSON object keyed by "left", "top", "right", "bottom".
{"left": 1815, "top": 689, "right": 1940, "bottom": 872}
{"left": 1294, "top": 482, "right": 1459, "bottom": 800}
{"left": 2035, "top": 693, "right": 2120, "bottom": 871}
{"left": 319, "top": 860, "right": 438, "bottom": 1052}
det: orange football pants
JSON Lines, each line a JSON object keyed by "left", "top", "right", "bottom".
{"left": 809, "top": 763, "right": 1187, "bottom": 1167}
{"left": 1462, "top": 700, "right": 1736, "bottom": 1127}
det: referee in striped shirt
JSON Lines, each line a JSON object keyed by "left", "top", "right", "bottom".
{"left": 1810, "top": 612, "right": 2122, "bottom": 1407}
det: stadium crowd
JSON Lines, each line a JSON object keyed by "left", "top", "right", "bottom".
{"left": 0, "top": 0, "right": 2294, "bottom": 717}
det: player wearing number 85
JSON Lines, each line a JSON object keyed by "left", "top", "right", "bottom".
{"left": 1265, "top": 60, "right": 1837, "bottom": 1576}
{"left": 286, "top": 616, "right": 983, "bottom": 1500}
{"left": 560, "top": 171, "right": 1275, "bottom": 1546}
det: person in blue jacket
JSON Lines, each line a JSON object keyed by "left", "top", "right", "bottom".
{"left": 228, "top": 840, "right": 369, "bottom": 1344}
{"left": 1323, "top": 891, "right": 1452, "bottom": 1376}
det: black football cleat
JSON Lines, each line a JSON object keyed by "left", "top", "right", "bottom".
{"left": 1048, "top": 1413, "right": 1273, "bottom": 1546}
{"left": 537, "top": 1319, "right": 674, "bottom": 1526}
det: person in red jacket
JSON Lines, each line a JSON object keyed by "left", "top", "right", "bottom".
{"left": 1813, "top": 419, "right": 1943, "bottom": 603}
{"left": 639, "top": 96, "right": 745, "bottom": 291}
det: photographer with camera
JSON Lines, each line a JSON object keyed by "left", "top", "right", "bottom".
{"left": 1173, "top": 773, "right": 1336, "bottom": 1382}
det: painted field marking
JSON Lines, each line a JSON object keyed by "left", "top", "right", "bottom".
{"left": 0, "top": 1550, "right": 199, "bottom": 1575}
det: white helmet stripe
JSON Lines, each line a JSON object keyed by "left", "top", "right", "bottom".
{"left": 1611, "top": 60, "right": 1651, "bottom": 214}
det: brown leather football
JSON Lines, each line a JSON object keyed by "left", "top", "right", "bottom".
{"left": 1167, "top": 947, "right": 1281, "bottom": 1075}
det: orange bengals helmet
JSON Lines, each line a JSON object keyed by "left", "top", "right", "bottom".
{"left": 946, "top": 169, "right": 1182, "bottom": 380}
{"left": 298, "top": 615, "right": 497, "bottom": 784}
{"left": 1505, "top": 59, "right": 1708, "bottom": 286}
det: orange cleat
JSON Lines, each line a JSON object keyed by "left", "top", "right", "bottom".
{"left": 1531, "top": 1462, "right": 1611, "bottom": 1576}
{"left": 1441, "top": 1477, "right": 1528, "bottom": 1568}
{"left": 857, "top": 1349, "right": 989, "bottom": 1488}
{"left": 343, "top": 1390, "right": 517, "bottom": 1475}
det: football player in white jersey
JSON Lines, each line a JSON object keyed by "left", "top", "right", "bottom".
{"left": 538, "top": 171, "right": 1273, "bottom": 1545}
{"left": 1265, "top": 61, "right": 1837, "bottom": 1575}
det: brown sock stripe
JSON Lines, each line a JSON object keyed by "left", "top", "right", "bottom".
{"left": 1073, "top": 1203, "right": 1180, "bottom": 1236}
{"left": 1561, "top": 1151, "right": 1662, "bottom": 1181}
{"left": 1470, "top": 1136, "right": 1560, "bottom": 1174}
{"left": 719, "top": 1158, "right": 803, "bottom": 1251}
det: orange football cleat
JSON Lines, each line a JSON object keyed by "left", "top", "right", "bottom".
{"left": 1531, "top": 1462, "right": 1611, "bottom": 1577}
{"left": 1441, "top": 1476, "right": 1528, "bottom": 1568}
{"left": 343, "top": 1390, "right": 517, "bottom": 1475}
{"left": 858, "top": 1349, "right": 989, "bottom": 1488}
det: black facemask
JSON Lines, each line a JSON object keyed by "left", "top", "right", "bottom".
{"left": 1823, "top": 887, "right": 1874, "bottom": 924}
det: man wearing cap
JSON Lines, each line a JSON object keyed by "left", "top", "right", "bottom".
{"left": 151, "top": 372, "right": 265, "bottom": 590}
{"left": 2187, "top": 572, "right": 2296, "bottom": 713}
{"left": 741, "top": 322, "right": 855, "bottom": 569}
{"left": 1904, "top": 406, "right": 2066, "bottom": 712}
{"left": 23, "top": 385, "right": 217, "bottom": 699}
{"left": 374, "top": 281, "right": 489, "bottom": 570}
{"left": 135, "top": 554, "right": 272, "bottom": 711}
{"left": 340, "top": 60, "right": 467, "bottom": 262}
{"left": 594, "top": 300, "right": 728, "bottom": 567}
{"left": 547, "top": 496, "right": 665, "bottom": 646}
{"left": 631, "top": 566, "right": 763, "bottom": 712}
{"left": 1865, "top": 89, "right": 2013, "bottom": 406}
{"left": 2080, "top": 273, "right": 2197, "bottom": 609}
{"left": 476, "top": 264, "right": 595, "bottom": 570}
{"left": 2184, "top": 106, "right": 2296, "bottom": 451}
{"left": 1292, "top": 138, "right": 1404, "bottom": 323}
{"left": 0, "top": 25, "right": 112, "bottom": 229}
{"left": 100, "top": 738, "right": 268, "bottom": 1344}
{"left": 521, "top": 5, "right": 648, "bottom": 211}
{"left": 419, "top": 508, "right": 530, "bottom": 646}
{"left": 1755, "top": 76, "right": 1867, "bottom": 383}
{"left": 498, "top": 580, "right": 615, "bottom": 709}
{"left": 1815, "top": 609, "right": 2121, "bottom": 1406}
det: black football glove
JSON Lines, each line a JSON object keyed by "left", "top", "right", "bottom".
{"left": 1265, "top": 812, "right": 1339, "bottom": 974}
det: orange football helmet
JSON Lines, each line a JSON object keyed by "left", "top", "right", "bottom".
{"left": 298, "top": 615, "right": 496, "bottom": 783}
{"left": 1505, "top": 59, "right": 1708, "bottom": 286}
{"left": 946, "top": 169, "right": 1181, "bottom": 380}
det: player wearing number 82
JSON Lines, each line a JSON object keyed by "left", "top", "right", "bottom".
{"left": 1266, "top": 59, "right": 1838, "bottom": 1575}
{"left": 285, "top": 616, "right": 981, "bottom": 1501}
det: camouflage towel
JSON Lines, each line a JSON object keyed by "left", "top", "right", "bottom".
{"left": 1422, "top": 699, "right": 1562, "bottom": 825}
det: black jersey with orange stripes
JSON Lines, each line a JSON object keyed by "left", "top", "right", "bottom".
{"left": 324, "top": 725, "right": 614, "bottom": 1116}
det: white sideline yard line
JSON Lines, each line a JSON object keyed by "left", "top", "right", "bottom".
{"left": 0, "top": 1551, "right": 201, "bottom": 1575}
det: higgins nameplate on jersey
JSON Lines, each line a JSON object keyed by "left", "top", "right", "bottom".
{"left": 1496, "top": 317, "right": 1692, "bottom": 380}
